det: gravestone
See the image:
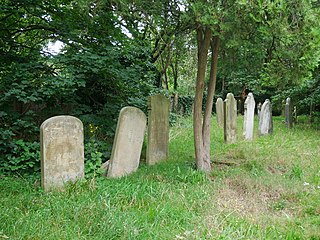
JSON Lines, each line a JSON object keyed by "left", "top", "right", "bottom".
{"left": 216, "top": 97, "right": 224, "bottom": 128}
{"left": 293, "top": 106, "right": 297, "bottom": 124}
{"left": 224, "top": 93, "right": 237, "bottom": 143}
{"left": 243, "top": 93, "right": 255, "bottom": 140}
{"left": 258, "top": 99, "right": 273, "bottom": 136}
{"left": 257, "top": 102, "right": 262, "bottom": 119}
{"left": 146, "top": 94, "right": 170, "bottom": 165}
{"left": 285, "top": 97, "right": 293, "bottom": 128}
{"left": 107, "top": 107, "right": 147, "bottom": 178}
{"left": 40, "top": 116, "right": 84, "bottom": 191}
{"left": 281, "top": 100, "right": 286, "bottom": 117}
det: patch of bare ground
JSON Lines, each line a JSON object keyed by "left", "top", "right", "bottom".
{"left": 214, "top": 176, "right": 296, "bottom": 225}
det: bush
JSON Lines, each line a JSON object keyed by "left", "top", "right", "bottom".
{"left": 84, "top": 139, "right": 112, "bottom": 178}
{"left": 0, "top": 139, "right": 40, "bottom": 175}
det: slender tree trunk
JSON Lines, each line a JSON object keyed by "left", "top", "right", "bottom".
{"left": 193, "top": 26, "right": 212, "bottom": 172}
{"left": 203, "top": 36, "right": 220, "bottom": 157}
{"left": 160, "top": 46, "right": 171, "bottom": 89}
{"left": 171, "top": 59, "right": 178, "bottom": 91}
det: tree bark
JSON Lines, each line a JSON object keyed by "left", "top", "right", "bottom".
{"left": 193, "top": 26, "right": 212, "bottom": 172}
{"left": 203, "top": 36, "right": 220, "bottom": 157}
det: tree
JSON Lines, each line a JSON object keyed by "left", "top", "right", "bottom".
{"left": 186, "top": 0, "right": 320, "bottom": 172}
{"left": 0, "top": 0, "right": 158, "bottom": 173}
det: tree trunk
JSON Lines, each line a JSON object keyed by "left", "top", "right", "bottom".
{"left": 171, "top": 59, "right": 178, "bottom": 91}
{"left": 203, "top": 36, "right": 220, "bottom": 157}
{"left": 193, "top": 26, "right": 212, "bottom": 172}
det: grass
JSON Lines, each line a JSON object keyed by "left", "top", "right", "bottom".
{"left": 1, "top": 115, "right": 319, "bottom": 239}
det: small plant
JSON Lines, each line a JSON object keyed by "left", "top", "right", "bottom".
{"left": 288, "top": 164, "right": 303, "bottom": 180}
{"left": 177, "top": 167, "right": 208, "bottom": 184}
{"left": 0, "top": 139, "right": 40, "bottom": 174}
{"left": 243, "top": 160, "right": 264, "bottom": 176}
{"left": 84, "top": 139, "right": 111, "bottom": 179}
{"left": 273, "top": 200, "right": 286, "bottom": 211}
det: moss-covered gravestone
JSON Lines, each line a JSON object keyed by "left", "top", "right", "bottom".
{"left": 146, "top": 94, "right": 170, "bottom": 165}
{"left": 285, "top": 97, "right": 293, "bottom": 128}
{"left": 224, "top": 93, "right": 237, "bottom": 144}
{"left": 216, "top": 97, "right": 224, "bottom": 128}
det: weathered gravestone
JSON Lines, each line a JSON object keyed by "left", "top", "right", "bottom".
{"left": 257, "top": 102, "right": 262, "bottom": 119}
{"left": 224, "top": 93, "right": 237, "bottom": 143}
{"left": 216, "top": 97, "right": 224, "bottom": 128}
{"left": 281, "top": 100, "right": 286, "bottom": 117}
{"left": 107, "top": 107, "right": 147, "bottom": 178}
{"left": 146, "top": 94, "right": 170, "bottom": 165}
{"left": 285, "top": 97, "right": 293, "bottom": 128}
{"left": 258, "top": 99, "right": 273, "bottom": 136}
{"left": 40, "top": 116, "right": 84, "bottom": 191}
{"left": 293, "top": 106, "right": 297, "bottom": 124}
{"left": 243, "top": 93, "right": 255, "bottom": 140}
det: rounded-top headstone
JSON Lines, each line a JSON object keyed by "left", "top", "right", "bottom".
{"left": 243, "top": 92, "right": 255, "bottom": 140}
{"left": 285, "top": 97, "right": 293, "bottom": 128}
{"left": 216, "top": 97, "right": 224, "bottom": 128}
{"left": 224, "top": 93, "right": 237, "bottom": 143}
{"left": 107, "top": 106, "right": 147, "bottom": 178}
{"left": 40, "top": 115, "right": 84, "bottom": 191}
{"left": 258, "top": 99, "right": 273, "bottom": 136}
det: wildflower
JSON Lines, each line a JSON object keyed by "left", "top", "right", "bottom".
{"left": 303, "top": 182, "right": 310, "bottom": 186}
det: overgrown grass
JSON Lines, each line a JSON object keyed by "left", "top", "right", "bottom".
{"left": 1, "top": 116, "right": 319, "bottom": 239}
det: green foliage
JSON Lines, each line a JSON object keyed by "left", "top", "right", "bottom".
{"left": 176, "top": 95, "right": 194, "bottom": 115}
{"left": 288, "top": 164, "right": 304, "bottom": 180}
{"left": 0, "top": 140, "right": 40, "bottom": 174}
{"left": 271, "top": 67, "right": 320, "bottom": 122}
{"left": 84, "top": 139, "right": 111, "bottom": 179}
{"left": 0, "top": 0, "right": 158, "bottom": 160}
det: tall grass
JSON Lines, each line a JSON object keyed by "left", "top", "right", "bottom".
{"left": 1, "top": 116, "right": 319, "bottom": 239}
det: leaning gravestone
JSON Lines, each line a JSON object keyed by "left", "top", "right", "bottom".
{"left": 147, "top": 94, "right": 170, "bottom": 165}
{"left": 224, "top": 93, "right": 237, "bottom": 143}
{"left": 107, "top": 107, "right": 147, "bottom": 178}
{"left": 258, "top": 99, "right": 273, "bottom": 136}
{"left": 243, "top": 93, "right": 255, "bottom": 140}
{"left": 285, "top": 97, "right": 293, "bottom": 128}
{"left": 216, "top": 97, "right": 224, "bottom": 128}
{"left": 40, "top": 116, "right": 84, "bottom": 191}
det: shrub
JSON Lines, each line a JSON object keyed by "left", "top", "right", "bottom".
{"left": 84, "top": 139, "right": 112, "bottom": 178}
{"left": 0, "top": 139, "right": 40, "bottom": 174}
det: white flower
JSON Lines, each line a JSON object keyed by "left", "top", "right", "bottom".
{"left": 303, "top": 182, "right": 310, "bottom": 186}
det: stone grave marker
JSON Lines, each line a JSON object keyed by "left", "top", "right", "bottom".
{"left": 224, "top": 93, "right": 237, "bottom": 143}
{"left": 257, "top": 102, "right": 262, "bottom": 119}
{"left": 243, "top": 92, "right": 255, "bottom": 140}
{"left": 285, "top": 97, "right": 293, "bottom": 128}
{"left": 258, "top": 99, "right": 273, "bottom": 136}
{"left": 293, "top": 106, "right": 297, "bottom": 123}
{"left": 281, "top": 100, "right": 286, "bottom": 117}
{"left": 40, "top": 116, "right": 84, "bottom": 191}
{"left": 146, "top": 94, "right": 170, "bottom": 165}
{"left": 216, "top": 97, "right": 224, "bottom": 128}
{"left": 107, "top": 106, "right": 147, "bottom": 178}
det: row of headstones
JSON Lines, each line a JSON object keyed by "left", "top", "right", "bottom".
{"left": 216, "top": 93, "right": 273, "bottom": 143}
{"left": 41, "top": 94, "right": 170, "bottom": 191}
